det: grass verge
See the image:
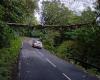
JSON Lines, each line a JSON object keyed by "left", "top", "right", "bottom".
{"left": 0, "top": 38, "right": 21, "bottom": 80}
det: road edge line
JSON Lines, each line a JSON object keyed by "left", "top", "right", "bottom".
{"left": 46, "top": 58, "right": 56, "bottom": 68}
{"left": 18, "top": 41, "right": 23, "bottom": 80}
{"left": 62, "top": 73, "right": 71, "bottom": 80}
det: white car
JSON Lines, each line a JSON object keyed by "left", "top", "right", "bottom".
{"left": 32, "top": 40, "right": 43, "bottom": 49}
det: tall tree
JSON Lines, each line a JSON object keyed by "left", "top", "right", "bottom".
{"left": 41, "top": 0, "right": 79, "bottom": 45}
{"left": 42, "top": 0, "right": 72, "bottom": 25}
{"left": 96, "top": 0, "right": 100, "bottom": 15}
{"left": 80, "top": 7, "right": 95, "bottom": 23}
{"left": 0, "top": 0, "right": 37, "bottom": 24}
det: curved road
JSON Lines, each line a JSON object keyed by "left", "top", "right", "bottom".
{"left": 19, "top": 38, "right": 99, "bottom": 80}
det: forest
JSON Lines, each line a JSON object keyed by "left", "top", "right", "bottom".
{"left": 0, "top": 0, "right": 100, "bottom": 80}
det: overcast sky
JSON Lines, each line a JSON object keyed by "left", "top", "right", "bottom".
{"left": 61, "top": 0, "right": 96, "bottom": 11}
{"left": 35, "top": 0, "right": 96, "bottom": 23}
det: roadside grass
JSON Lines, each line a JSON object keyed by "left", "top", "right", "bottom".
{"left": 87, "top": 68, "right": 100, "bottom": 77}
{"left": 0, "top": 38, "right": 21, "bottom": 80}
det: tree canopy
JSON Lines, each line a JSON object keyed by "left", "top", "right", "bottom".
{"left": 0, "top": 0, "right": 37, "bottom": 24}
{"left": 42, "top": 1, "right": 73, "bottom": 25}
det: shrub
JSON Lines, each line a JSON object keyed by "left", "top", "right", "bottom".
{"left": 0, "top": 5, "right": 4, "bottom": 20}
{"left": 0, "top": 21, "right": 15, "bottom": 48}
{"left": 56, "top": 40, "right": 75, "bottom": 59}
{"left": 0, "top": 38, "right": 21, "bottom": 80}
{"left": 42, "top": 30, "right": 60, "bottom": 52}
{"left": 67, "top": 26, "right": 100, "bottom": 67}
{"left": 31, "top": 30, "right": 44, "bottom": 38}
{"left": 42, "top": 38, "right": 55, "bottom": 51}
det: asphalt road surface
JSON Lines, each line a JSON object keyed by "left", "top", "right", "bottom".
{"left": 19, "top": 38, "right": 99, "bottom": 80}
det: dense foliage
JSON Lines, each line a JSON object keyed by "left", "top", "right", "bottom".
{"left": 63, "top": 25, "right": 100, "bottom": 66}
{"left": 0, "top": 0, "right": 37, "bottom": 24}
{"left": 41, "top": 0, "right": 100, "bottom": 75}
{"left": 0, "top": 0, "right": 37, "bottom": 48}
{"left": 0, "top": 0, "right": 37, "bottom": 80}
{"left": 0, "top": 38, "right": 21, "bottom": 80}
{"left": 42, "top": 0, "right": 73, "bottom": 25}
{"left": 0, "top": 21, "right": 15, "bottom": 48}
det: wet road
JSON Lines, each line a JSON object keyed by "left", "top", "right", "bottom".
{"left": 19, "top": 38, "right": 99, "bottom": 80}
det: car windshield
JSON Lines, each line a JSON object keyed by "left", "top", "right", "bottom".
{"left": 36, "top": 41, "right": 41, "bottom": 43}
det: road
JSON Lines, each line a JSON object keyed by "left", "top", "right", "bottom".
{"left": 19, "top": 38, "right": 99, "bottom": 80}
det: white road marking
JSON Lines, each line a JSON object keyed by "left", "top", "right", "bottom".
{"left": 19, "top": 62, "right": 21, "bottom": 70}
{"left": 18, "top": 72, "right": 20, "bottom": 79}
{"left": 21, "top": 42, "right": 23, "bottom": 49}
{"left": 36, "top": 49, "right": 44, "bottom": 57}
{"left": 46, "top": 58, "right": 56, "bottom": 68}
{"left": 38, "top": 51, "right": 44, "bottom": 57}
{"left": 18, "top": 62, "right": 21, "bottom": 79}
{"left": 62, "top": 73, "right": 71, "bottom": 80}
